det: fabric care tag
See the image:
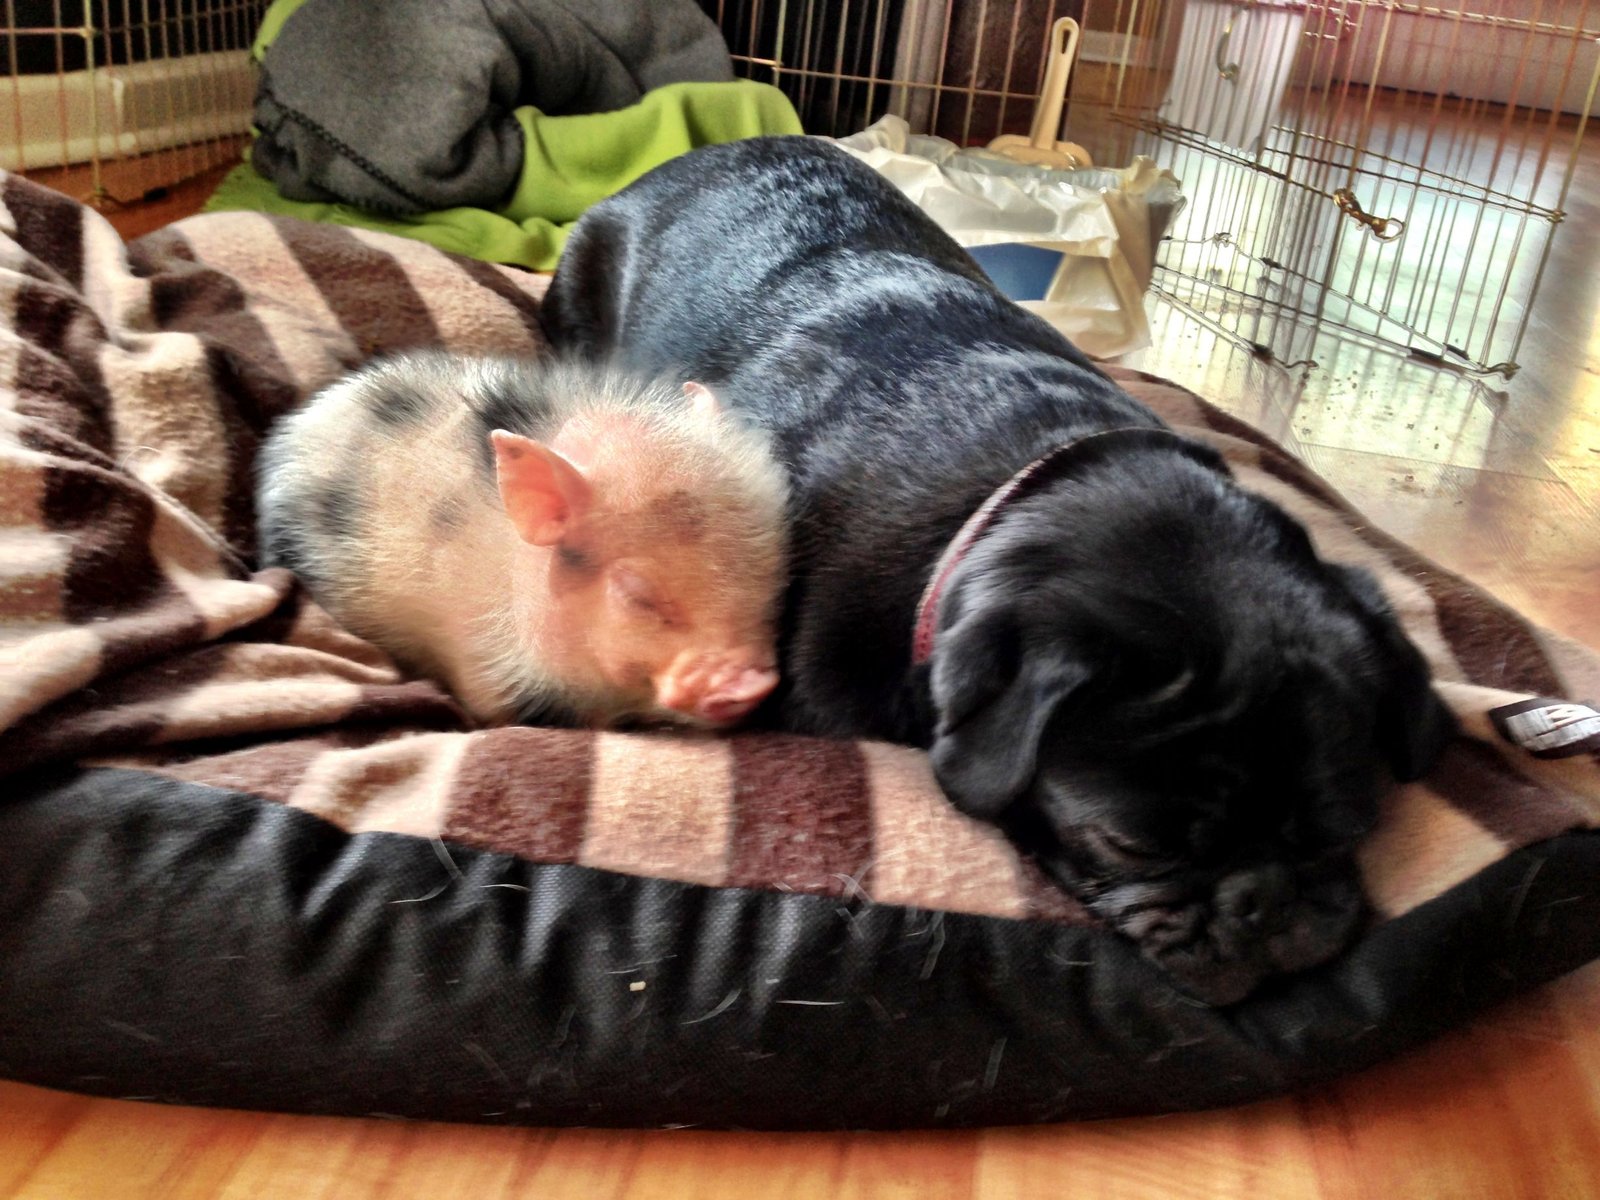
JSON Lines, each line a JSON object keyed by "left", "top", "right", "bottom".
{"left": 1490, "top": 698, "right": 1600, "bottom": 759}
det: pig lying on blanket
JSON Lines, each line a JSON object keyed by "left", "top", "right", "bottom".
{"left": 257, "top": 353, "right": 789, "bottom": 728}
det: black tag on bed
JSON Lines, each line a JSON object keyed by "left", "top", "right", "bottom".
{"left": 1489, "top": 698, "right": 1600, "bottom": 759}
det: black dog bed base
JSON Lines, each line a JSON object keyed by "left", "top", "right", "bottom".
{"left": 2, "top": 767, "right": 1596, "bottom": 1130}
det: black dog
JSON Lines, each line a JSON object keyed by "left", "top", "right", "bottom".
{"left": 541, "top": 136, "right": 1455, "bottom": 1005}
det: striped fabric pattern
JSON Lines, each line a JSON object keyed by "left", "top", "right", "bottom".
{"left": 1, "top": 171, "right": 1596, "bottom": 935}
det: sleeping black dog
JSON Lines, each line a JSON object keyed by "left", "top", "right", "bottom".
{"left": 540, "top": 136, "right": 1456, "bottom": 1005}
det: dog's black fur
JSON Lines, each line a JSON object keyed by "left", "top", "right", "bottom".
{"left": 541, "top": 137, "right": 1456, "bottom": 1004}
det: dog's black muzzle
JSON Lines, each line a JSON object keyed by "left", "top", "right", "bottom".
{"left": 1073, "top": 856, "right": 1368, "bottom": 1006}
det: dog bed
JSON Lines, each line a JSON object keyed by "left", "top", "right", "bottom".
{"left": 1, "top": 172, "right": 1597, "bottom": 1130}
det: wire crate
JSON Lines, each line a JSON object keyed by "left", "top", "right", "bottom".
{"left": 704, "top": 0, "right": 1087, "bottom": 143}
{"left": 703, "top": 0, "right": 1599, "bottom": 378}
{"left": 2, "top": 0, "right": 270, "bottom": 205}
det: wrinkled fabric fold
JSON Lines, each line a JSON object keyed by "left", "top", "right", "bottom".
{"left": 248, "top": 0, "right": 735, "bottom": 214}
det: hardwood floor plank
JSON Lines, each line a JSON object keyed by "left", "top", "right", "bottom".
{"left": 209, "top": 1113, "right": 379, "bottom": 1200}
{"left": 834, "top": 1131, "right": 977, "bottom": 1200}
{"left": 501, "top": 1128, "right": 634, "bottom": 1200}
{"left": 617, "top": 1131, "right": 846, "bottom": 1200}
{"left": 8, "top": 1092, "right": 251, "bottom": 1199}
{"left": 344, "top": 1123, "right": 552, "bottom": 1200}
{"left": 0, "top": 1086, "right": 94, "bottom": 1198}
{"left": 1299, "top": 1024, "right": 1560, "bottom": 1200}
{"left": 978, "top": 1103, "right": 1326, "bottom": 1200}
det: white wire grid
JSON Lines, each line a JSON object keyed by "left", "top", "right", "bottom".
{"left": 705, "top": 0, "right": 1600, "bottom": 376}
{"left": 3, "top": 0, "right": 269, "bottom": 203}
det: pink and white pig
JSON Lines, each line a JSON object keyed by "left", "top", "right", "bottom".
{"left": 257, "top": 352, "right": 789, "bottom": 728}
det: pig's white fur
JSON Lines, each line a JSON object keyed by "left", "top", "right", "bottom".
{"left": 257, "top": 352, "right": 788, "bottom": 725}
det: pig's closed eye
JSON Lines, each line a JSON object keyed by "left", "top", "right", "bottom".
{"left": 612, "top": 570, "right": 683, "bottom": 628}
{"left": 557, "top": 545, "right": 593, "bottom": 572}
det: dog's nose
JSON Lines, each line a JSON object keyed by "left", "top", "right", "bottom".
{"left": 1215, "top": 864, "right": 1296, "bottom": 930}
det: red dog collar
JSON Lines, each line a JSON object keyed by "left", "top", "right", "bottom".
{"left": 910, "top": 427, "right": 1198, "bottom": 666}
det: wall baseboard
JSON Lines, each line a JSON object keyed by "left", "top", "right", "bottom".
{"left": 1, "top": 51, "right": 255, "bottom": 172}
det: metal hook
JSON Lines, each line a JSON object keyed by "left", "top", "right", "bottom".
{"left": 1215, "top": 11, "right": 1241, "bottom": 82}
{"left": 1332, "top": 187, "right": 1405, "bottom": 242}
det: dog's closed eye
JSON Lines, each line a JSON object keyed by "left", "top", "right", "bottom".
{"left": 1085, "top": 825, "right": 1176, "bottom": 870}
{"left": 1147, "top": 664, "right": 1195, "bottom": 704}
{"left": 1105, "top": 656, "right": 1195, "bottom": 710}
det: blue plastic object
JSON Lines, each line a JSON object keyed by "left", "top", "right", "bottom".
{"left": 967, "top": 243, "right": 1064, "bottom": 301}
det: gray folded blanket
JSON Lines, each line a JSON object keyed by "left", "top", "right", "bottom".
{"left": 251, "top": 0, "right": 735, "bottom": 215}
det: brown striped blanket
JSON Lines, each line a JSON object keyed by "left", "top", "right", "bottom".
{"left": 2, "top": 170, "right": 1598, "bottom": 935}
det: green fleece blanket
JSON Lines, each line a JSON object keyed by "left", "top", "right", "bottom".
{"left": 206, "top": 79, "right": 803, "bottom": 271}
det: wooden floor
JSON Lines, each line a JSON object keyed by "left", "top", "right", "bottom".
{"left": 5, "top": 128, "right": 1600, "bottom": 1197}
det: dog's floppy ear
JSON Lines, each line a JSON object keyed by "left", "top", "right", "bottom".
{"left": 928, "top": 609, "right": 1090, "bottom": 818}
{"left": 1331, "top": 564, "right": 1457, "bottom": 780}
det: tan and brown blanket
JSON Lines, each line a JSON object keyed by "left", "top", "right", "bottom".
{"left": 2, "top": 170, "right": 1597, "bottom": 933}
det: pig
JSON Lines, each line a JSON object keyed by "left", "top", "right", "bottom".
{"left": 255, "top": 351, "right": 789, "bottom": 729}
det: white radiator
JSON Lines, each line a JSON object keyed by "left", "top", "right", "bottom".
{"left": 0, "top": 50, "right": 256, "bottom": 173}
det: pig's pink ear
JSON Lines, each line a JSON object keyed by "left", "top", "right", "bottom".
{"left": 683, "top": 381, "right": 723, "bottom": 426}
{"left": 490, "top": 429, "right": 591, "bottom": 547}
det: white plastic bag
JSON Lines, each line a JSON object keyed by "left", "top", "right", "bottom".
{"left": 834, "top": 116, "right": 1184, "bottom": 357}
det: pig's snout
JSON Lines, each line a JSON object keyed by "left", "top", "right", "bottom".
{"left": 655, "top": 654, "right": 778, "bottom": 727}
